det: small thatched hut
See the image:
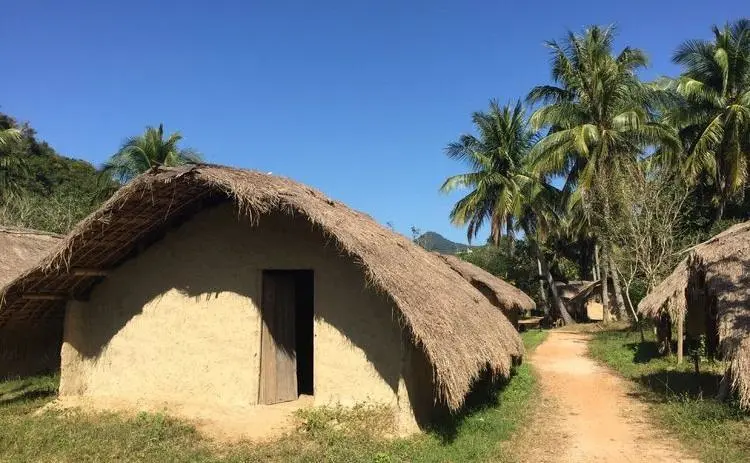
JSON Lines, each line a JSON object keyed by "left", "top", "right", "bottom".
{"left": 556, "top": 280, "right": 618, "bottom": 322}
{"left": 0, "top": 165, "right": 526, "bottom": 431}
{"left": 435, "top": 253, "right": 535, "bottom": 327}
{"left": 0, "top": 227, "right": 62, "bottom": 377}
{"left": 0, "top": 227, "right": 61, "bottom": 288}
{"left": 638, "top": 222, "right": 750, "bottom": 407}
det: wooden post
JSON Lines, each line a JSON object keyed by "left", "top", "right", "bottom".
{"left": 677, "top": 311, "right": 684, "bottom": 365}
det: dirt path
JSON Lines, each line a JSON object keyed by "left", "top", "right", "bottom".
{"left": 513, "top": 330, "right": 699, "bottom": 462}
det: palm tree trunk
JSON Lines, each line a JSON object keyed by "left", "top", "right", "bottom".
{"left": 608, "top": 255, "right": 629, "bottom": 320}
{"left": 714, "top": 198, "right": 726, "bottom": 223}
{"left": 618, "top": 267, "right": 644, "bottom": 342}
{"left": 530, "top": 239, "right": 575, "bottom": 325}
{"left": 601, "top": 254, "right": 610, "bottom": 324}
{"left": 536, "top": 258, "right": 549, "bottom": 316}
{"left": 593, "top": 243, "right": 601, "bottom": 281}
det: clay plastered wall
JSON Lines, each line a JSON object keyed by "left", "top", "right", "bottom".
{"left": 60, "top": 203, "right": 405, "bottom": 411}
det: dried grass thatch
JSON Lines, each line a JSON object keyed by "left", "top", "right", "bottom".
{"left": 0, "top": 164, "right": 525, "bottom": 410}
{"left": 555, "top": 280, "right": 596, "bottom": 301}
{"left": 435, "top": 253, "right": 535, "bottom": 319}
{"left": 0, "top": 227, "right": 61, "bottom": 288}
{"left": 638, "top": 221, "right": 750, "bottom": 407}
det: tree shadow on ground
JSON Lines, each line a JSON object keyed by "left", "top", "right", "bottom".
{"left": 0, "top": 377, "right": 58, "bottom": 406}
{"left": 424, "top": 367, "right": 513, "bottom": 444}
{"left": 626, "top": 341, "right": 661, "bottom": 364}
{"left": 629, "top": 370, "right": 722, "bottom": 402}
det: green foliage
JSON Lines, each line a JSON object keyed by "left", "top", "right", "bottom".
{"left": 528, "top": 25, "right": 677, "bottom": 197}
{"left": 590, "top": 328, "right": 750, "bottom": 462}
{"left": 661, "top": 19, "right": 750, "bottom": 218}
{"left": 104, "top": 124, "right": 201, "bottom": 183}
{"left": 459, "top": 241, "right": 539, "bottom": 300}
{"left": 458, "top": 240, "right": 577, "bottom": 308}
{"left": 441, "top": 100, "right": 543, "bottom": 244}
{"left": 0, "top": 113, "right": 116, "bottom": 233}
{"left": 519, "top": 328, "right": 548, "bottom": 352}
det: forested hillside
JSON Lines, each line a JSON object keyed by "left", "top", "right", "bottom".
{"left": 0, "top": 113, "right": 198, "bottom": 234}
{"left": 414, "top": 231, "right": 476, "bottom": 254}
{"left": 0, "top": 113, "right": 115, "bottom": 233}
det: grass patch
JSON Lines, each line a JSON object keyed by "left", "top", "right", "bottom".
{"left": 0, "top": 331, "right": 547, "bottom": 462}
{"left": 590, "top": 327, "right": 750, "bottom": 463}
{"left": 519, "top": 329, "right": 547, "bottom": 352}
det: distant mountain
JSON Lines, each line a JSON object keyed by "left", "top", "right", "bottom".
{"left": 415, "top": 231, "right": 475, "bottom": 254}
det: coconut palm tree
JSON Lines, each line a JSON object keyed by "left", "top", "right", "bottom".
{"left": 104, "top": 124, "right": 202, "bottom": 182}
{"left": 441, "top": 100, "right": 575, "bottom": 324}
{"left": 0, "top": 126, "right": 24, "bottom": 196}
{"left": 527, "top": 25, "right": 678, "bottom": 320}
{"left": 0, "top": 127, "right": 20, "bottom": 147}
{"left": 441, "top": 100, "right": 530, "bottom": 244}
{"left": 515, "top": 173, "right": 577, "bottom": 325}
{"left": 663, "top": 19, "right": 750, "bottom": 220}
{"left": 527, "top": 25, "right": 677, "bottom": 194}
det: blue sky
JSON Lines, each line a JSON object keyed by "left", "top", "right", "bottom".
{"left": 2, "top": 1, "right": 747, "bottom": 243}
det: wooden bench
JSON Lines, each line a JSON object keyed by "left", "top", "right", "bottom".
{"left": 517, "top": 316, "right": 544, "bottom": 332}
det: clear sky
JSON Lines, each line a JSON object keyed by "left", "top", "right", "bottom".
{"left": 2, "top": 1, "right": 747, "bottom": 243}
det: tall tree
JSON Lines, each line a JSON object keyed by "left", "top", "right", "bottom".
{"left": 527, "top": 25, "right": 678, "bottom": 320}
{"left": 441, "top": 100, "right": 529, "bottom": 244}
{"left": 0, "top": 127, "right": 20, "bottom": 147}
{"left": 441, "top": 100, "right": 575, "bottom": 323}
{"left": 104, "top": 124, "right": 202, "bottom": 182}
{"left": 663, "top": 19, "right": 750, "bottom": 221}
{"left": 0, "top": 114, "right": 24, "bottom": 196}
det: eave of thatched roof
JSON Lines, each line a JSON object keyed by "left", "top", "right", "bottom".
{"left": 637, "top": 221, "right": 750, "bottom": 407}
{"left": 0, "top": 164, "right": 524, "bottom": 410}
{"left": 0, "top": 227, "right": 61, "bottom": 288}
{"left": 637, "top": 259, "right": 689, "bottom": 319}
{"left": 638, "top": 222, "right": 750, "bottom": 319}
{"left": 566, "top": 280, "right": 599, "bottom": 305}
{"left": 435, "top": 253, "right": 535, "bottom": 314}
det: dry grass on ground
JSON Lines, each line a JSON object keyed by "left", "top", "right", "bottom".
{"left": 0, "top": 331, "right": 547, "bottom": 463}
{"left": 590, "top": 327, "right": 750, "bottom": 463}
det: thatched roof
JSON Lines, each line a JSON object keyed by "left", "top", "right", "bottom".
{"left": 0, "top": 227, "right": 61, "bottom": 288}
{"left": 0, "top": 164, "right": 524, "bottom": 410}
{"left": 638, "top": 221, "right": 750, "bottom": 407}
{"left": 555, "top": 280, "right": 596, "bottom": 301}
{"left": 638, "top": 260, "right": 690, "bottom": 319}
{"left": 436, "top": 253, "right": 535, "bottom": 314}
{"left": 566, "top": 281, "right": 598, "bottom": 304}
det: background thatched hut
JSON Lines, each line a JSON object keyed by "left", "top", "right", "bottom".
{"left": 555, "top": 280, "right": 617, "bottom": 322}
{"left": 638, "top": 222, "right": 750, "bottom": 407}
{"left": 0, "top": 227, "right": 61, "bottom": 288}
{"left": 0, "top": 165, "right": 526, "bottom": 432}
{"left": 0, "top": 227, "right": 62, "bottom": 377}
{"left": 435, "top": 253, "right": 535, "bottom": 327}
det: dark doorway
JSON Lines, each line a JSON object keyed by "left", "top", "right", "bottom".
{"left": 294, "top": 271, "right": 314, "bottom": 395}
{"left": 259, "top": 270, "right": 314, "bottom": 405}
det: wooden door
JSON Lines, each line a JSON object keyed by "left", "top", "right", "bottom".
{"left": 259, "top": 272, "right": 298, "bottom": 404}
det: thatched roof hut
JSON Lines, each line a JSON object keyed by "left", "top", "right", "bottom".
{"left": 555, "top": 280, "right": 595, "bottom": 301}
{"left": 0, "top": 165, "right": 525, "bottom": 417}
{"left": 435, "top": 253, "right": 535, "bottom": 326}
{"left": 0, "top": 227, "right": 61, "bottom": 288}
{"left": 0, "top": 226, "right": 62, "bottom": 378}
{"left": 638, "top": 221, "right": 750, "bottom": 407}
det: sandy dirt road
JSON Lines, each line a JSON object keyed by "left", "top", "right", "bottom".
{"left": 513, "top": 330, "right": 699, "bottom": 462}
